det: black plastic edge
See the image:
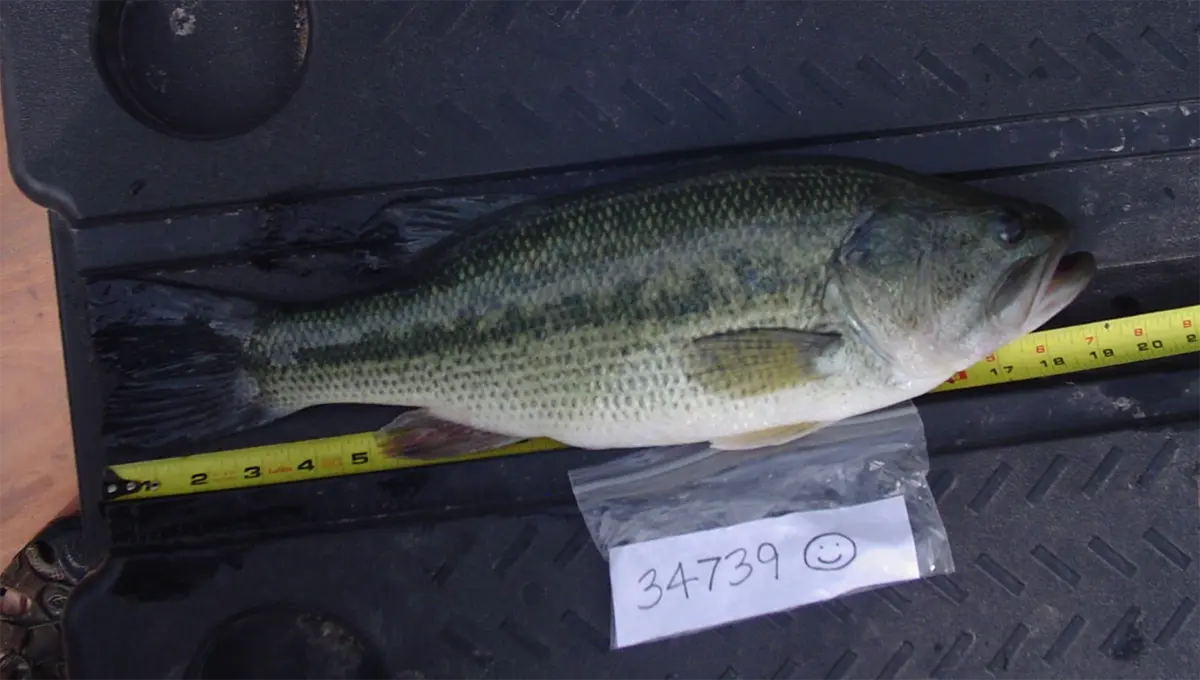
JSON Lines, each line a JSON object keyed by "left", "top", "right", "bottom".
{"left": 48, "top": 213, "right": 109, "bottom": 564}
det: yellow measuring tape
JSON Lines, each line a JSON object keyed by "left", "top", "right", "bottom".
{"left": 105, "top": 305, "right": 1199, "bottom": 502}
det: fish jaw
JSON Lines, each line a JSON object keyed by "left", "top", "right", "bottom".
{"left": 910, "top": 247, "right": 1097, "bottom": 386}
{"left": 1020, "top": 250, "right": 1097, "bottom": 335}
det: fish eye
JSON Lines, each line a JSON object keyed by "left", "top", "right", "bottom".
{"left": 992, "top": 210, "right": 1026, "bottom": 246}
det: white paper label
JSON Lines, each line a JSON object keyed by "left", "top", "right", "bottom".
{"left": 608, "top": 495, "right": 921, "bottom": 648}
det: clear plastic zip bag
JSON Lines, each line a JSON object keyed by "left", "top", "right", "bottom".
{"left": 568, "top": 402, "right": 955, "bottom": 648}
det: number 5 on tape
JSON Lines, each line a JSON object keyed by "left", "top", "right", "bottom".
{"left": 607, "top": 496, "right": 923, "bottom": 648}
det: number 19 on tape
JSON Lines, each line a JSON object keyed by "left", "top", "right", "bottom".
{"left": 935, "top": 305, "right": 1199, "bottom": 391}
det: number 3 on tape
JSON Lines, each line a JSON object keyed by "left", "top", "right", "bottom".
{"left": 607, "top": 496, "right": 924, "bottom": 648}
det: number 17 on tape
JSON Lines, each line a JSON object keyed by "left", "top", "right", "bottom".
{"left": 607, "top": 496, "right": 924, "bottom": 648}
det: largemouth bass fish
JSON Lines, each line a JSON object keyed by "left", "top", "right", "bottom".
{"left": 98, "top": 156, "right": 1095, "bottom": 456}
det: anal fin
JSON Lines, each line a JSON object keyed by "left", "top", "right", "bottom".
{"left": 710, "top": 421, "right": 827, "bottom": 451}
{"left": 377, "top": 409, "right": 523, "bottom": 460}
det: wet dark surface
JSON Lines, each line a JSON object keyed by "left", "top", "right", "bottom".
{"left": 185, "top": 605, "right": 386, "bottom": 679}
{"left": 66, "top": 422, "right": 1199, "bottom": 679}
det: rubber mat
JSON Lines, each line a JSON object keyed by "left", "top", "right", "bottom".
{"left": 66, "top": 423, "right": 1199, "bottom": 679}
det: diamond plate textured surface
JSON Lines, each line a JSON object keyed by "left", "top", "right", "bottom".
{"left": 67, "top": 424, "right": 1199, "bottom": 679}
{"left": 2, "top": 1, "right": 1197, "bottom": 216}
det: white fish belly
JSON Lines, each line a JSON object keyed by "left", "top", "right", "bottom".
{"left": 426, "top": 369, "right": 942, "bottom": 451}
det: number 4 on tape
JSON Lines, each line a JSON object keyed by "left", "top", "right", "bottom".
{"left": 607, "top": 496, "right": 923, "bottom": 648}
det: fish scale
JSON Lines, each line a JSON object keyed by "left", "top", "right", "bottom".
{"left": 98, "top": 157, "right": 1093, "bottom": 454}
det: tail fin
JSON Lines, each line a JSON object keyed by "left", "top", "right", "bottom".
{"left": 92, "top": 280, "right": 274, "bottom": 451}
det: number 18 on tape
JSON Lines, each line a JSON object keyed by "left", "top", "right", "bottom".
{"left": 607, "top": 496, "right": 924, "bottom": 648}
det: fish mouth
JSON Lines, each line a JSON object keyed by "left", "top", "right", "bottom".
{"left": 991, "top": 241, "right": 1096, "bottom": 335}
{"left": 1022, "top": 247, "right": 1097, "bottom": 333}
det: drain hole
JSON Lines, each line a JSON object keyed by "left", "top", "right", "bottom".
{"left": 93, "top": 0, "right": 312, "bottom": 139}
{"left": 185, "top": 604, "right": 387, "bottom": 679}
{"left": 32, "top": 540, "right": 57, "bottom": 565}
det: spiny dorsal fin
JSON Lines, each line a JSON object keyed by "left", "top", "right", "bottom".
{"left": 367, "top": 194, "right": 534, "bottom": 259}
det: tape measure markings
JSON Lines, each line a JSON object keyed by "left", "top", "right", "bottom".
{"left": 107, "top": 432, "right": 564, "bottom": 500}
{"left": 933, "top": 305, "right": 1197, "bottom": 392}
{"left": 106, "top": 305, "right": 1199, "bottom": 501}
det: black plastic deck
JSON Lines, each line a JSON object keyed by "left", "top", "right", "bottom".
{"left": 1, "top": 1, "right": 1198, "bottom": 678}
{"left": 4, "top": 1, "right": 1197, "bottom": 219}
{"left": 66, "top": 422, "right": 1200, "bottom": 679}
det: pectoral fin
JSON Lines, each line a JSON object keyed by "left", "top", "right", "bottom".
{"left": 376, "top": 409, "right": 523, "bottom": 460}
{"left": 710, "top": 421, "right": 828, "bottom": 450}
{"left": 683, "top": 328, "right": 842, "bottom": 398}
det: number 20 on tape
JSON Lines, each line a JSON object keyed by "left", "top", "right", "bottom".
{"left": 936, "top": 305, "right": 1199, "bottom": 391}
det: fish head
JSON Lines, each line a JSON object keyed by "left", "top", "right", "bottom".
{"left": 831, "top": 191, "right": 1096, "bottom": 381}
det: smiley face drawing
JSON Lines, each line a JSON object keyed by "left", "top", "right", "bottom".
{"left": 803, "top": 532, "right": 858, "bottom": 571}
